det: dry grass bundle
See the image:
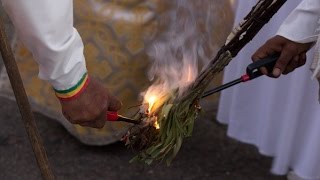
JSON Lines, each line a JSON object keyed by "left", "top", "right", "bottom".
{"left": 122, "top": 0, "right": 287, "bottom": 165}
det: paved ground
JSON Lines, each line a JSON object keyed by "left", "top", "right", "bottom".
{"left": 0, "top": 97, "right": 286, "bottom": 180}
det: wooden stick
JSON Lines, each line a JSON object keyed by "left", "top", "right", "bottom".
{"left": 0, "top": 15, "right": 55, "bottom": 180}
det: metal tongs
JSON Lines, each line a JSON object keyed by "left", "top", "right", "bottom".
{"left": 201, "top": 54, "right": 279, "bottom": 98}
{"left": 106, "top": 54, "right": 279, "bottom": 124}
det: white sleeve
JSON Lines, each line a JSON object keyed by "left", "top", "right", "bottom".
{"left": 276, "top": 0, "right": 320, "bottom": 43}
{"left": 1, "top": 0, "right": 87, "bottom": 90}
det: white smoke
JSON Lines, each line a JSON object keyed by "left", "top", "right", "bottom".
{"left": 142, "top": 0, "right": 224, "bottom": 105}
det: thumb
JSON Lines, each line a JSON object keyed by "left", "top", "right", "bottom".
{"left": 108, "top": 94, "right": 122, "bottom": 111}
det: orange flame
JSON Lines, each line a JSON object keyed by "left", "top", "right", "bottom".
{"left": 147, "top": 95, "right": 157, "bottom": 113}
{"left": 145, "top": 95, "right": 160, "bottom": 130}
{"left": 142, "top": 62, "right": 197, "bottom": 130}
{"left": 154, "top": 119, "right": 160, "bottom": 129}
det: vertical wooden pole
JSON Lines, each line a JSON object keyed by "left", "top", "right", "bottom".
{"left": 0, "top": 16, "right": 55, "bottom": 180}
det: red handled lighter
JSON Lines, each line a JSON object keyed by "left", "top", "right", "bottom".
{"left": 106, "top": 54, "right": 279, "bottom": 123}
{"left": 106, "top": 111, "right": 141, "bottom": 124}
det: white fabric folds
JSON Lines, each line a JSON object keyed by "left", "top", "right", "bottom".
{"left": 276, "top": 0, "right": 320, "bottom": 98}
{"left": 1, "top": 0, "right": 87, "bottom": 90}
{"left": 218, "top": 0, "right": 320, "bottom": 179}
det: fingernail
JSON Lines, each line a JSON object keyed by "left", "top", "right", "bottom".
{"left": 273, "top": 68, "right": 281, "bottom": 77}
{"left": 261, "top": 67, "right": 268, "bottom": 74}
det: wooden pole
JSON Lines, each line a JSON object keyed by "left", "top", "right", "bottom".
{"left": 0, "top": 16, "right": 55, "bottom": 180}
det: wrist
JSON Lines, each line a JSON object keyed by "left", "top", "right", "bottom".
{"left": 54, "top": 72, "right": 90, "bottom": 101}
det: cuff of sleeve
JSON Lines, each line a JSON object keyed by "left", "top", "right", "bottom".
{"left": 276, "top": 31, "right": 319, "bottom": 44}
{"left": 275, "top": 0, "right": 320, "bottom": 44}
{"left": 54, "top": 72, "right": 90, "bottom": 100}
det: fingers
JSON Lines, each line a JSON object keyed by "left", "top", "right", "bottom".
{"left": 62, "top": 94, "right": 121, "bottom": 129}
{"left": 75, "top": 111, "right": 106, "bottom": 129}
{"left": 59, "top": 77, "right": 125, "bottom": 129}
{"left": 108, "top": 94, "right": 122, "bottom": 111}
{"left": 298, "top": 53, "right": 307, "bottom": 67}
{"left": 252, "top": 37, "right": 283, "bottom": 75}
{"left": 62, "top": 97, "right": 120, "bottom": 129}
{"left": 252, "top": 48, "right": 273, "bottom": 75}
{"left": 283, "top": 53, "right": 306, "bottom": 75}
{"left": 284, "top": 56, "right": 299, "bottom": 74}
{"left": 75, "top": 97, "right": 108, "bottom": 128}
{"left": 79, "top": 120, "right": 105, "bottom": 129}
{"left": 252, "top": 36, "right": 310, "bottom": 78}
{"left": 283, "top": 56, "right": 299, "bottom": 75}
{"left": 273, "top": 43, "right": 300, "bottom": 77}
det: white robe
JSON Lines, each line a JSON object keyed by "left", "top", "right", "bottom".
{"left": 218, "top": 0, "right": 320, "bottom": 178}
{"left": 1, "top": 0, "right": 86, "bottom": 90}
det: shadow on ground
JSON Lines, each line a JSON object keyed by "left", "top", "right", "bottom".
{"left": 0, "top": 97, "right": 285, "bottom": 180}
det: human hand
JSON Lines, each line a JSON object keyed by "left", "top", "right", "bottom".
{"left": 252, "top": 35, "right": 313, "bottom": 77}
{"left": 58, "top": 78, "right": 122, "bottom": 128}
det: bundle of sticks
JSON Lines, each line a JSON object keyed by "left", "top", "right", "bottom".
{"left": 122, "top": 0, "right": 287, "bottom": 165}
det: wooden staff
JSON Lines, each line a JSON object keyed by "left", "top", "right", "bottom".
{"left": 0, "top": 16, "right": 55, "bottom": 179}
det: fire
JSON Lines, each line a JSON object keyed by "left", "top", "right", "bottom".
{"left": 143, "top": 93, "right": 161, "bottom": 129}
{"left": 142, "top": 62, "right": 197, "bottom": 130}
{"left": 154, "top": 119, "right": 160, "bottom": 129}
{"left": 143, "top": 84, "right": 169, "bottom": 115}
{"left": 147, "top": 95, "right": 157, "bottom": 113}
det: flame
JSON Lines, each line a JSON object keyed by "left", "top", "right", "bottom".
{"left": 140, "top": 0, "right": 212, "bottom": 130}
{"left": 141, "top": 64, "right": 197, "bottom": 132}
{"left": 143, "top": 89, "right": 166, "bottom": 130}
{"left": 142, "top": 62, "right": 196, "bottom": 115}
{"left": 143, "top": 84, "right": 170, "bottom": 115}
{"left": 154, "top": 119, "right": 160, "bottom": 129}
{"left": 145, "top": 94, "right": 160, "bottom": 129}
{"left": 147, "top": 95, "right": 157, "bottom": 113}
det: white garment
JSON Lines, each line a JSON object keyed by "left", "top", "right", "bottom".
{"left": 276, "top": 0, "right": 320, "bottom": 83}
{"left": 218, "top": 0, "right": 320, "bottom": 179}
{"left": 1, "top": 0, "right": 87, "bottom": 90}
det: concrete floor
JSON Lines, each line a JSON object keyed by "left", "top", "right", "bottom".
{"left": 0, "top": 97, "right": 286, "bottom": 180}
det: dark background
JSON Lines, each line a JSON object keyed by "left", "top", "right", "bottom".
{"left": 0, "top": 97, "right": 286, "bottom": 180}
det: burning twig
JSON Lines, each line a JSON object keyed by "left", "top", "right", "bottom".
{"left": 123, "top": 0, "right": 287, "bottom": 165}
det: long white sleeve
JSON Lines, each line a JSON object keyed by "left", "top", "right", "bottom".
{"left": 1, "top": 0, "right": 87, "bottom": 90}
{"left": 276, "top": 0, "right": 320, "bottom": 100}
{"left": 276, "top": 0, "right": 320, "bottom": 43}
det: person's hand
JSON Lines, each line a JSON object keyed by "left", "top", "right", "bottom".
{"left": 58, "top": 78, "right": 122, "bottom": 128}
{"left": 252, "top": 35, "right": 313, "bottom": 77}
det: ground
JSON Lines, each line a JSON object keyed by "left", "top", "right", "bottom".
{"left": 0, "top": 97, "right": 286, "bottom": 180}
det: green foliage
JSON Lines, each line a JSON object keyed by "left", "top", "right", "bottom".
{"left": 130, "top": 92, "right": 201, "bottom": 165}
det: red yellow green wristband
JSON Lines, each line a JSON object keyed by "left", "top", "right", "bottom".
{"left": 54, "top": 72, "right": 89, "bottom": 101}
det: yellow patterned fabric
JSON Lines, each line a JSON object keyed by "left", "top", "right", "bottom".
{"left": 0, "top": 0, "right": 233, "bottom": 145}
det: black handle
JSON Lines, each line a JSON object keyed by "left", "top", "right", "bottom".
{"left": 246, "top": 53, "right": 279, "bottom": 80}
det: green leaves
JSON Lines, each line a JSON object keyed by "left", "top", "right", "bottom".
{"left": 129, "top": 101, "right": 199, "bottom": 165}
{"left": 127, "top": 0, "right": 287, "bottom": 166}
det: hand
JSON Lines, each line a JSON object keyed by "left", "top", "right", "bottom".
{"left": 58, "top": 78, "right": 122, "bottom": 128}
{"left": 252, "top": 35, "right": 313, "bottom": 77}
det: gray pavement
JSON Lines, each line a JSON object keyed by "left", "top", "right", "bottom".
{"left": 0, "top": 97, "right": 286, "bottom": 180}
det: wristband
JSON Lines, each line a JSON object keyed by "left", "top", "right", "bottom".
{"left": 54, "top": 72, "right": 89, "bottom": 101}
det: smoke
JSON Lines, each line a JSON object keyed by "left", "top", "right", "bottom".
{"left": 142, "top": 0, "right": 222, "bottom": 103}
